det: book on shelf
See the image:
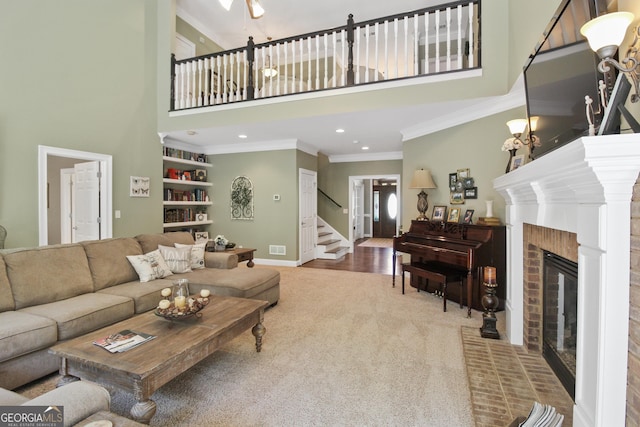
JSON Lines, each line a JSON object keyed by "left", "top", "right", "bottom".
{"left": 93, "top": 329, "right": 156, "bottom": 353}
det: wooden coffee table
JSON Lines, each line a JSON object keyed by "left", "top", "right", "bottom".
{"left": 49, "top": 295, "right": 268, "bottom": 424}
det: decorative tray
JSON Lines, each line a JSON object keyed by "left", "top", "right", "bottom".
{"left": 154, "top": 296, "right": 209, "bottom": 320}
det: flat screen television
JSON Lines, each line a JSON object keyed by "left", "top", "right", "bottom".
{"left": 523, "top": 0, "right": 612, "bottom": 158}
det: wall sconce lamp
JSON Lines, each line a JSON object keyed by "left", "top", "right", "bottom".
{"left": 580, "top": 11, "right": 640, "bottom": 102}
{"left": 409, "top": 169, "right": 436, "bottom": 221}
{"left": 506, "top": 117, "right": 540, "bottom": 158}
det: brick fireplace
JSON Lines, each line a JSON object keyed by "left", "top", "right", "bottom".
{"left": 494, "top": 135, "right": 640, "bottom": 427}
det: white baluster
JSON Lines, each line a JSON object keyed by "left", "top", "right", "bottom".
{"left": 424, "top": 12, "right": 429, "bottom": 74}
{"left": 187, "top": 61, "right": 194, "bottom": 108}
{"left": 203, "top": 58, "right": 210, "bottom": 106}
{"left": 284, "top": 41, "right": 289, "bottom": 95}
{"left": 413, "top": 15, "right": 419, "bottom": 76}
{"left": 394, "top": 19, "right": 398, "bottom": 79}
{"left": 341, "top": 29, "right": 346, "bottom": 86}
{"left": 242, "top": 51, "right": 247, "bottom": 100}
{"left": 446, "top": 7, "right": 451, "bottom": 71}
{"left": 331, "top": 32, "right": 337, "bottom": 88}
{"left": 374, "top": 22, "right": 379, "bottom": 81}
{"left": 364, "top": 24, "right": 370, "bottom": 83}
{"left": 223, "top": 54, "right": 228, "bottom": 104}
{"left": 268, "top": 45, "right": 273, "bottom": 97}
{"left": 291, "top": 39, "right": 296, "bottom": 94}
{"left": 403, "top": 16, "right": 409, "bottom": 77}
{"left": 435, "top": 10, "right": 440, "bottom": 73}
{"left": 300, "top": 38, "right": 304, "bottom": 92}
{"left": 236, "top": 51, "right": 241, "bottom": 101}
{"left": 215, "top": 56, "right": 222, "bottom": 104}
{"left": 324, "top": 33, "right": 328, "bottom": 89}
{"left": 178, "top": 62, "right": 185, "bottom": 109}
{"left": 229, "top": 53, "right": 235, "bottom": 102}
{"left": 457, "top": 5, "right": 463, "bottom": 70}
{"left": 315, "top": 35, "right": 320, "bottom": 90}
{"left": 384, "top": 21, "right": 389, "bottom": 80}
{"left": 468, "top": 3, "right": 474, "bottom": 67}
{"left": 356, "top": 26, "right": 361, "bottom": 84}
{"left": 307, "top": 37, "right": 312, "bottom": 90}
{"left": 197, "top": 59, "right": 203, "bottom": 107}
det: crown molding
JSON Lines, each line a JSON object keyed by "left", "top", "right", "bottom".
{"left": 328, "top": 151, "right": 403, "bottom": 163}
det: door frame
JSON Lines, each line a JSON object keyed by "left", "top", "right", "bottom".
{"left": 348, "top": 174, "right": 401, "bottom": 245}
{"left": 38, "top": 145, "right": 113, "bottom": 246}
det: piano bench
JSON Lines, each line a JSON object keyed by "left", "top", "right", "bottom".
{"left": 401, "top": 262, "right": 466, "bottom": 312}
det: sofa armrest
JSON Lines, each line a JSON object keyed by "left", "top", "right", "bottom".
{"left": 25, "top": 382, "right": 110, "bottom": 427}
{"left": 204, "top": 252, "right": 238, "bottom": 269}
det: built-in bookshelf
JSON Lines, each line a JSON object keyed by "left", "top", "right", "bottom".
{"left": 162, "top": 147, "right": 212, "bottom": 231}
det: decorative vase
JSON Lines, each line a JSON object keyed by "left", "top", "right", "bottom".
{"left": 485, "top": 200, "right": 494, "bottom": 218}
{"left": 505, "top": 148, "right": 517, "bottom": 173}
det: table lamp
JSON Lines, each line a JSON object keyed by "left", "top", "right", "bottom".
{"left": 409, "top": 169, "right": 436, "bottom": 220}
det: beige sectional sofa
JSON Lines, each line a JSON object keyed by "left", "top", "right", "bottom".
{"left": 0, "top": 232, "right": 279, "bottom": 390}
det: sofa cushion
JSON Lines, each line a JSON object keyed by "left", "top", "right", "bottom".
{"left": 136, "top": 232, "right": 194, "bottom": 254}
{"left": 82, "top": 237, "right": 142, "bottom": 290}
{"left": 4, "top": 244, "right": 94, "bottom": 310}
{"left": 171, "top": 267, "right": 280, "bottom": 300}
{"left": 0, "top": 256, "right": 15, "bottom": 312}
{"left": 20, "top": 293, "right": 134, "bottom": 341}
{"left": 0, "top": 311, "right": 57, "bottom": 362}
{"left": 126, "top": 250, "right": 173, "bottom": 282}
{"left": 158, "top": 245, "right": 192, "bottom": 273}
{"left": 175, "top": 242, "right": 207, "bottom": 269}
{"left": 98, "top": 279, "right": 173, "bottom": 314}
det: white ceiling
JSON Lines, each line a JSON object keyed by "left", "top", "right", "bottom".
{"left": 172, "top": 0, "right": 521, "bottom": 160}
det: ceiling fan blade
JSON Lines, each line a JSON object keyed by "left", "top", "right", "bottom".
{"left": 245, "top": 0, "right": 264, "bottom": 19}
{"left": 218, "top": 0, "right": 233, "bottom": 11}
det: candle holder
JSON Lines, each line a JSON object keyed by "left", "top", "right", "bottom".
{"left": 173, "top": 279, "right": 190, "bottom": 309}
{"left": 480, "top": 280, "right": 500, "bottom": 339}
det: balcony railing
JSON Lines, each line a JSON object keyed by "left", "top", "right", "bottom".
{"left": 170, "top": 0, "right": 480, "bottom": 111}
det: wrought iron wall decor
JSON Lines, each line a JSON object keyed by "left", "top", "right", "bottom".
{"left": 231, "top": 176, "right": 254, "bottom": 220}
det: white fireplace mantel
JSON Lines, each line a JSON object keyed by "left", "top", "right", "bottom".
{"left": 494, "top": 134, "right": 640, "bottom": 427}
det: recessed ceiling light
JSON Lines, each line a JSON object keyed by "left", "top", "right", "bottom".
{"left": 187, "top": 130, "right": 197, "bottom": 136}
{"left": 335, "top": 128, "right": 345, "bottom": 133}
{"left": 353, "top": 140, "right": 359, "bottom": 144}
{"left": 362, "top": 146, "right": 369, "bottom": 150}
{"left": 238, "top": 134, "right": 248, "bottom": 139}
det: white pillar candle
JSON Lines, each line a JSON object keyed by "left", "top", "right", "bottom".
{"left": 200, "top": 289, "right": 211, "bottom": 298}
{"left": 174, "top": 296, "right": 187, "bottom": 309}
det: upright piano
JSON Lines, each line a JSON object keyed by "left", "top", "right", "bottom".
{"left": 393, "top": 220, "right": 506, "bottom": 316}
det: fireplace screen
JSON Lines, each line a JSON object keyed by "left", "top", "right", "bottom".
{"left": 543, "top": 251, "right": 578, "bottom": 400}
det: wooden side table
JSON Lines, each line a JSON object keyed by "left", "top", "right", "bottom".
{"left": 227, "top": 247, "right": 256, "bottom": 267}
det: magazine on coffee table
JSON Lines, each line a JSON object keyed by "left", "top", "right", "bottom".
{"left": 93, "top": 329, "right": 156, "bottom": 353}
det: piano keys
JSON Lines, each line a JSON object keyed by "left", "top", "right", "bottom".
{"left": 393, "top": 220, "right": 506, "bottom": 316}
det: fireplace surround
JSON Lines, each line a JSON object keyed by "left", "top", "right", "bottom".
{"left": 494, "top": 134, "right": 640, "bottom": 426}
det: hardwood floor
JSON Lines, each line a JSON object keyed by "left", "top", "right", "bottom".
{"left": 301, "top": 238, "right": 401, "bottom": 275}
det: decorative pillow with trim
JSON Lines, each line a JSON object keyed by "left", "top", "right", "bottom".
{"left": 175, "top": 242, "right": 207, "bottom": 269}
{"left": 126, "top": 249, "right": 173, "bottom": 282}
{"left": 158, "top": 244, "right": 192, "bottom": 274}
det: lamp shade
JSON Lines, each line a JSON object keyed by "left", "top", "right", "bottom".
{"left": 528, "top": 116, "right": 539, "bottom": 132}
{"left": 580, "top": 12, "right": 634, "bottom": 53}
{"left": 506, "top": 119, "right": 528, "bottom": 136}
{"left": 409, "top": 169, "right": 436, "bottom": 189}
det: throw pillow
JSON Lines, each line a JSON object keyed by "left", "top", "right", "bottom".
{"left": 175, "top": 242, "right": 207, "bottom": 269}
{"left": 158, "top": 245, "right": 192, "bottom": 273}
{"left": 126, "top": 250, "right": 173, "bottom": 282}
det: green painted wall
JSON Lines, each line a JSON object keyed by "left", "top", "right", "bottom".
{"left": 176, "top": 17, "right": 223, "bottom": 56}
{"left": 208, "top": 149, "right": 302, "bottom": 261}
{"left": 0, "top": 0, "right": 162, "bottom": 248}
{"left": 402, "top": 106, "right": 527, "bottom": 230}
{"left": 317, "top": 155, "right": 402, "bottom": 238}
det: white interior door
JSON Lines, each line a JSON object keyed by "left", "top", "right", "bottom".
{"left": 60, "top": 168, "right": 74, "bottom": 244}
{"left": 352, "top": 180, "right": 364, "bottom": 240}
{"left": 73, "top": 161, "right": 101, "bottom": 243}
{"left": 175, "top": 33, "right": 196, "bottom": 60}
{"left": 299, "top": 168, "right": 317, "bottom": 264}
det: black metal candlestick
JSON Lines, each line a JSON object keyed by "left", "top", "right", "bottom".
{"left": 480, "top": 280, "right": 500, "bottom": 339}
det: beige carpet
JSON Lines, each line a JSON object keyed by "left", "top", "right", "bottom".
{"left": 21, "top": 266, "right": 480, "bottom": 426}
{"left": 357, "top": 238, "right": 393, "bottom": 248}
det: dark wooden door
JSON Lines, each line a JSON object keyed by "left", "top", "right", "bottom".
{"left": 373, "top": 185, "right": 397, "bottom": 238}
